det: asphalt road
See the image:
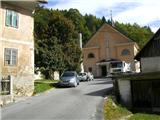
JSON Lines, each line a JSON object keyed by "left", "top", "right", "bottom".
{"left": 1, "top": 78, "right": 113, "bottom": 120}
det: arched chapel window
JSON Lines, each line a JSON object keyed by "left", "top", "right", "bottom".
{"left": 121, "top": 49, "right": 130, "bottom": 56}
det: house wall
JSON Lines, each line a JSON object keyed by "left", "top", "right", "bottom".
{"left": 0, "top": 2, "right": 34, "bottom": 97}
{"left": 83, "top": 47, "right": 100, "bottom": 77}
{"left": 0, "top": 4, "right": 3, "bottom": 79}
{"left": 134, "top": 46, "right": 140, "bottom": 72}
{"left": 134, "top": 45, "right": 139, "bottom": 56}
{"left": 141, "top": 57, "right": 160, "bottom": 73}
{"left": 1, "top": 2, "right": 34, "bottom": 42}
{"left": 118, "top": 79, "right": 132, "bottom": 107}
{"left": 116, "top": 44, "right": 135, "bottom": 71}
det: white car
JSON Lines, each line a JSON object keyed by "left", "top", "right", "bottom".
{"left": 87, "top": 72, "right": 94, "bottom": 81}
{"left": 78, "top": 72, "right": 88, "bottom": 81}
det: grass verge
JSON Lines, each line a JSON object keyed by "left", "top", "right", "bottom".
{"left": 104, "top": 96, "right": 131, "bottom": 120}
{"left": 103, "top": 96, "right": 160, "bottom": 120}
{"left": 129, "top": 113, "right": 160, "bottom": 120}
{"left": 34, "top": 79, "right": 59, "bottom": 94}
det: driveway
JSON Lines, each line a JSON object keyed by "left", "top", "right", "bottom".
{"left": 2, "top": 78, "right": 113, "bottom": 120}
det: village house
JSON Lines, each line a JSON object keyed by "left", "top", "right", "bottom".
{"left": 115, "top": 28, "right": 160, "bottom": 112}
{"left": 83, "top": 23, "right": 139, "bottom": 77}
{"left": 0, "top": 0, "right": 46, "bottom": 105}
{"left": 135, "top": 28, "right": 160, "bottom": 72}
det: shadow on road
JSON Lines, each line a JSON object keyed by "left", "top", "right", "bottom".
{"left": 94, "top": 78, "right": 112, "bottom": 81}
{"left": 85, "top": 87, "right": 113, "bottom": 97}
{"left": 90, "top": 80, "right": 113, "bottom": 85}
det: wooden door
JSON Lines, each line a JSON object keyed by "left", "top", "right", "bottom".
{"left": 131, "top": 80, "right": 152, "bottom": 108}
{"left": 131, "top": 80, "right": 160, "bottom": 110}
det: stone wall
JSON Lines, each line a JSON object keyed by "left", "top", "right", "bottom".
{"left": 0, "top": 95, "right": 13, "bottom": 106}
{"left": 1, "top": 2, "right": 35, "bottom": 98}
{"left": 13, "top": 75, "right": 34, "bottom": 96}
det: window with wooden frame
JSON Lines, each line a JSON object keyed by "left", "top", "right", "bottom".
{"left": 121, "top": 49, "right": 130, "bottom": 56}
{"left": 4, "top": 48, "right": 18, "bottom": 66}
{"left": 6, "top": 9, "right": 19, "bottom": 28}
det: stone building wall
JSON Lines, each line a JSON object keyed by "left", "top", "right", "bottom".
{"left": 0, "top": 2, "right": 35, "bottom": 98}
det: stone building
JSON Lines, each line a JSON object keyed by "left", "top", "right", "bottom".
{"left": 0, "top": 0, "right": 46, "bottom": 105}
{"left": 83, "top": 23, "right": 139, "bottom": 77}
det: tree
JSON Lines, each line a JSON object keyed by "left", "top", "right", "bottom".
{"left": 35, "top": 37, "right": 65, "bottom": 79}
{"left": 63, "top": 40, "right": 82, "bottom": 72}
{"left": 102, "top": 16, "right": 106, "bottom": 24}
{"left": 34, "top": 6, "right": 82, "bottom": 79}
{"left": 114, "top": 22, "right": 153, "bottom": 48}
{"left": 64, "top": 8, "right": 86, "bottom": 33}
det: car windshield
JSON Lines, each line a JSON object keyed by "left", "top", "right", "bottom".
{"left": 62, "top": 72, "right": 75, "bottom": 77}
{"left": 111, "top": 62, "right": 122, "bottom": 68}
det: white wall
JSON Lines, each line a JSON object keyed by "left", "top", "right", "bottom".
{"left": 141, "top": 57, "right": 160, "bottom": 73}
{"left": 118, "top": 79, "right": 132, "bottom": 107}
{"left": 0, "top": 5, "right": 3, "bottom": 80}
{"left": 135, "top": 60, "right": 140, "bottom": 73}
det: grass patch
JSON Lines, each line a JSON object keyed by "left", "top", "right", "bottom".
{"left": 35, "top": 79, "right": 59, "bottom": 83}
{"left": 34, "top": 79, "right": 59, "bottom": 94}
{"left": 104, "top": 96, "right": 131, "bottom": 120}
{"left": 104, "top": 97, "right": 160, "bottom": 120}
{"left": 129, "top": 113, "right": 160, "bottom": 120}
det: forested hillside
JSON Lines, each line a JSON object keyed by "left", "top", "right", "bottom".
{"left": 34, "top": 6, "right": 154, "bottom": 78}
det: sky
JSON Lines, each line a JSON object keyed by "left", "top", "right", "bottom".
{"left": 45, "top": 0, "right": 160, "bottom": 32}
